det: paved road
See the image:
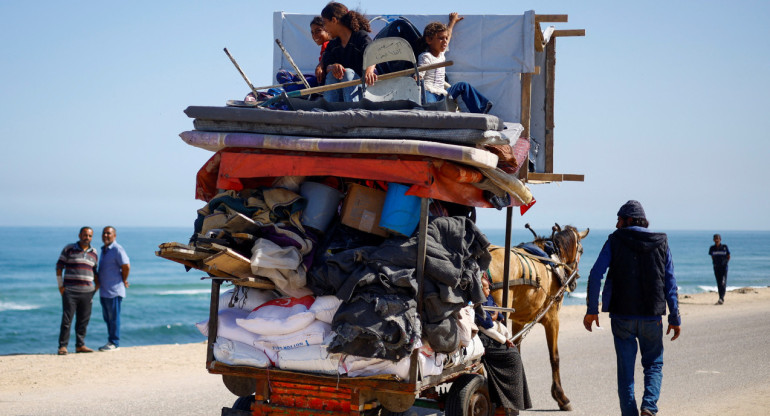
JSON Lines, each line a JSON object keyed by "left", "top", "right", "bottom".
{"left": 4, "top": 295, "right": 767, "bottom": 415}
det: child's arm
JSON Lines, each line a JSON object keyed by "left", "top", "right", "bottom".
{"left": 446, "top": 12, "right": 464, "bottom": 44}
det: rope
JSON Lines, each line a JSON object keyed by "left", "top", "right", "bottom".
{"left": 509, "top": 268, "right": 579, "bottom": 343}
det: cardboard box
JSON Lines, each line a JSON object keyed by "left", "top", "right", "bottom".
{"left": 340, "top": 183, "right": 390, "bottom": 237}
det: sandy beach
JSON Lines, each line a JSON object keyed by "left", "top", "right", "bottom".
{"left": 1, "top": 288, "right": 768, "bottom": 415}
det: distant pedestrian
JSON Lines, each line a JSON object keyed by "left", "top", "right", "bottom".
{"left": 98, "top": 226, "right": 131, "bottom": 351}
{"left": 584, "top": 200, "right": 681, "bottom": 416}
{"left": 56, "top": 227, "right": 99, "bottom": 355}
{"left": 708, "top": 234, "right": 730, "bottom": 305}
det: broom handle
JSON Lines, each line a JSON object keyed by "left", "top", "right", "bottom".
{"left": 296, "top": 60, "right": 453, "bottom": 96}
{"left": 275, "top": 39, "right": 312, "bottom": 89}
{"left": 223, "top": 47, "right": 261, "bottom": 100}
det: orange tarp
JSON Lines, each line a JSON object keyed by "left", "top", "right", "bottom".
{"left": 196, "top": 150, "right": 521, "bottom": 208}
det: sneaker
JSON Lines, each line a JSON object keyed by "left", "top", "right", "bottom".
{"left": 57, "top": 347, "right": 68, "bottom": 355}
{"left": 75, "top": 345, "right": 94, "bottom": 353}
{"left": 99, "top": 343, "right": 119, "bottom": 352}
{"left": 716, "top": 298, "right": 724, "bottom": 305}
{"left": 482, "top": 102, "right": 494, "bottom": 114}
{"left": 640, "top": 409, "right": 656, "bottom": 416}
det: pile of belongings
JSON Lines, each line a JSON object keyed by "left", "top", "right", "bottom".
{"left": 160, "top": 97, "right": 535, "bottom": 378}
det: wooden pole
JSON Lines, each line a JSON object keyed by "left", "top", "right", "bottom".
{"left": 223, "top": 47, "right": 261, "bottom": 101}
{"left": 275, "top": 39, "right": 312, "bottom": 89}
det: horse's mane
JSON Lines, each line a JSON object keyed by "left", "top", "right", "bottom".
{"left": 530, "top": 225, "right": 579, "bottom": 258}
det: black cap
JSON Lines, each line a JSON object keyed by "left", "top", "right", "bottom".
{"left": 617, "top": 200, "right": 646, "bottom": 219}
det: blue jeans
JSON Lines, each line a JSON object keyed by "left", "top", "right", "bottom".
{"left": 425, "top": 81, "right": 491, "bottom": 113}
{"left": 324, "top": 68, "right": 361, "bottom": 102}
{"left": 100, "top": 296, "right": 123, "bottom": 346}
{"left": 611, "top": 318, "right": 664, "bottom": 416}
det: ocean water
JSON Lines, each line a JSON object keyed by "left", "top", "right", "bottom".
{"left": 0, "top": 226, "right": 767, "bottom": 356}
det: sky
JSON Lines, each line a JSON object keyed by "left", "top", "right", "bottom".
{"left": 1, "top": 1, "right": 768, "bottom": 233}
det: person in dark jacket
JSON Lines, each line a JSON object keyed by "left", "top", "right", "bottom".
{"left": 583, "top": 200, "right": 681, "bottom": 416}
{"left": 708, "top": 234, "right": 730, "bottom": 305}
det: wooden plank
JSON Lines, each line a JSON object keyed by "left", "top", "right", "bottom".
{"left": 553, "top": 29, "right": 586, "bottom": 37}
{"left": 519, "top": 73, "right": 532, "bottom": 181}
{"left": 545, "top": 37, "right": 556, "bottom": 173}
{"left": 203, "top": 248, "right": 254, "bottom": 279}
{"left": 526, "top": 173, "right": 585, "bottom": 183}
{"left": 535, "top": 14, "right": 568, "bottom": 23}
{"left": 535, "top": 21, "right": 545, "bottom": 52}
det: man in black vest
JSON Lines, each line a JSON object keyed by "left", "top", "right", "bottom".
{"left": 708, "top": 234, "right": 730, "bottom": 305}
{"left": 583, "top": 200, "right": 681, "bottom": 416}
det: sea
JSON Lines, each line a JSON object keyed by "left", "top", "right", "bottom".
{"left": 1, "top": 226, "right": 768, "bottom": 356}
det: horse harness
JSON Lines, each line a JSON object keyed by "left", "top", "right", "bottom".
{"left": 487, "top": 246, "right": 569, "bottom": 292}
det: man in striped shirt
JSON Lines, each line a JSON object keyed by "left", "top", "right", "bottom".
{"left": 56, "top": 227, "right": 99, "bottom": 355}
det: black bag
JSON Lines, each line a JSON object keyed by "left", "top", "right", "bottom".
{"left": 372, "top": 16, "right": 423, "bottom": 74}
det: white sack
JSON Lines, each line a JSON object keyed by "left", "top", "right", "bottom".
{"left": 455, "top": 305, "right": 478, "bottom": 347}
{"left": 219, "top": 287, "right": 276, "bottom": 312}
{"left": 309, "top": 295, "right": 343, "bottom": 324}
{"left": 213, "top": 337, "right": 271, "bottom": 368}
{"left": 254, "top": 320, "right": 331, "bottom": 352}
{"left": 196, "top": 308, "right": 260, "bottom": 347}
{"left": 236, "top": 295, "right": 316, "bottom": 335}
{"left": 278, "top": 344, "right": 341, "bottom": 375}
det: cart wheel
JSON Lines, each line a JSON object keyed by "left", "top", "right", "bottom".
{"left": 232, "top": 395, "right": 255, "bottom": 411}
{"left": 445, "top": 374, "right": 492, "bottom": 416}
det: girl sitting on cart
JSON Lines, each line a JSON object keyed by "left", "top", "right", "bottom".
{"left": 476, "top": 275, "right": 532, "bottom": 415}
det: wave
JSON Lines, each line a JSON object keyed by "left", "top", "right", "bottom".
{"left": 566, "top": 291, "right": 587, "bottom": 299}
{"left": 0, "top": 301, "right": 41, "bottom": 312}
{"left": 156, "top": 289, "right": 210, "bottom": 296}
{"left": 696, "top": 285, "right": 764, "bottom": 293}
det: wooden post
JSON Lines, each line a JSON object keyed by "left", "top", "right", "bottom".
{"left": 206, "top": 279, "right": 221, "bottom": 365}
{"left": 545, "top": 36, "right": 556, "bottom": 173}
{"left": 409, "top": 198, "right": 430, "bottom": 384}
{"left": 519, "top": 72, "right": 532, "bottom": 180}
{"left": 502, "top": 207, "right": 513, "bottom": 309}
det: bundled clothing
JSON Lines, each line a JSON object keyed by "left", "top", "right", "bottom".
{"left": 308, "top": 216, "right": 490, "bottom": 360}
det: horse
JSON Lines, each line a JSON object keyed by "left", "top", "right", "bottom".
{"left": 486, "top": 224, "right": 589, "bottom": 411}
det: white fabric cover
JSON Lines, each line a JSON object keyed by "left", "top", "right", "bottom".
{"left": 236, "top": 295, "right": 316, "bottom": 335}
{"left": 213, "top": 337, "right": 271, "bottom": 368}
{"left": 274, "top": 12, "right": 535, "bottom": 123}
{"left": 479, "top": 320, "right": 511, "bottom": 345}
{"left": 278, "top": 344, "right": 342, "bottom": 375}
{"left": 309, "top": 295, "right": 343, "bottom": 324}
{"left": 250, "top": 238, "right": 312, "bottom": 298}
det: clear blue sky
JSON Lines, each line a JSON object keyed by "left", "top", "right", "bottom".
{"left": 1, "top": 1, "right": 768, "bottom": 232}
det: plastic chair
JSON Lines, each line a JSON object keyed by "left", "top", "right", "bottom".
{"left": 361, "top": 37, "right": 422, "bottom": 104}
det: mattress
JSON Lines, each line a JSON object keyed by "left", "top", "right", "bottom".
{"left": 184, "top": 106, "right": 505, "bottom": 132}
{"left": 179, "top": 131, "right": 500, "bottom": 169}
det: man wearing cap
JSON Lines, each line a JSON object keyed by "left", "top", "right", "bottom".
{"left": 583, "top": 200, "right": 681, "bottom": 416}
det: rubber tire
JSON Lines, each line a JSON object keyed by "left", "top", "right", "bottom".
{"left": 232, "top": 395, "right": 255, "bottom": 411}
{"left": 445, "top": 374, "right": 492, "bottom": 416}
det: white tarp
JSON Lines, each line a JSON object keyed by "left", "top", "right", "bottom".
{"left": 273, "top": 12, "right": 535, "bottom": 123}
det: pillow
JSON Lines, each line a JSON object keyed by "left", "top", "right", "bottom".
{"left": 213, "top": 337, "right": 270, "bottom": 368}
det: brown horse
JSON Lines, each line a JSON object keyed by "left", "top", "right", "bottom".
{"left": 486, "top": 224, "right": 589, "bottom": 411}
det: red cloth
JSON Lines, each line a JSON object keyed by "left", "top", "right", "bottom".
{"left": 194, "top": 149, "right": 525, "bottom": 208}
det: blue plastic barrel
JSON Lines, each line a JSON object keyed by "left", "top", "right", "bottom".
{"left": 379, "top": 183, "right": 421, "bottom": 237}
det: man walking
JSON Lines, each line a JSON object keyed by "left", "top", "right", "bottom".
{"left": 98, "top": 226, "right": 130, "bottom": 351}
{"left": 583, "top": 200, "right": 681, "bottom": 416}
{"left": 56, "top": 227, "right": 99, "bottom": 355}
{"left": 708, "top": 234, "right": 730, "bottom": 305}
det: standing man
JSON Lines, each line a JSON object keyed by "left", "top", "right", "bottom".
{"left": 56, "top": 226, "right": 99, "bottom": 355}
{"left": 98, "top": 226, "right": 130, "bottom": 351}
{"left": 583, "top": 200, "right": 681, "bottom": 416}
{"left": 708, "top": 234, "right": 730, "bottom": 305}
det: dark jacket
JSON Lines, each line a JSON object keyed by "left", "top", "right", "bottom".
{"left": 607, "top": 228, "right": 669, "bottom": 316}
{"left": 322, "top": 30, "right": 372, "bottom": 77}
